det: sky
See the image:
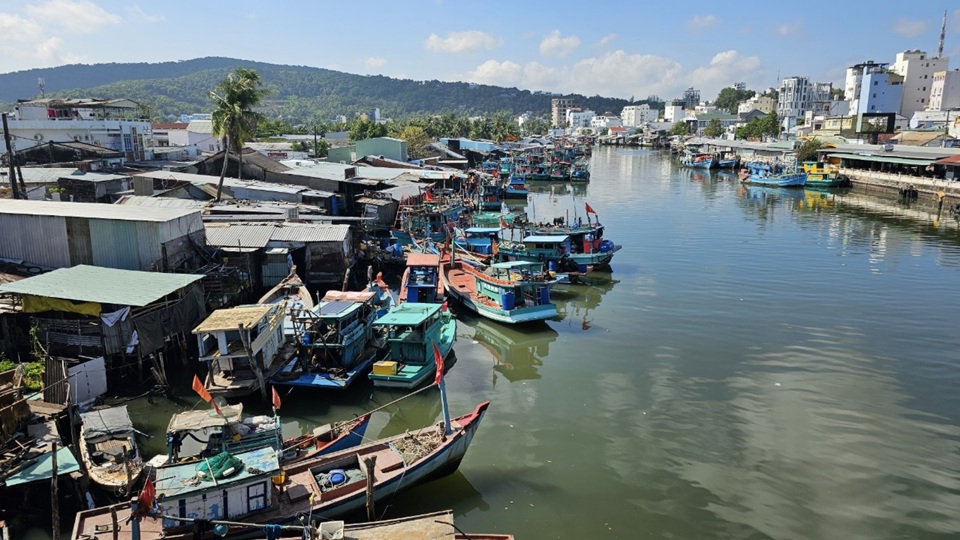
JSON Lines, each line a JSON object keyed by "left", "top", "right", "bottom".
{"left": 1, "top": 0, "right": 959, "bottom": 103}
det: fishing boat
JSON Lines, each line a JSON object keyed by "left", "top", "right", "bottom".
{"left": 399, "top": 252, "right": 444, "bottom": 304}
{"left": 501, "top": 175, "right": 529, "bottom": 199}
{"left": 453, "top": 227, "right": 501, "bottom": 259}
{"left": 801, "top": 161, "right": 850, "bottom": 188}
{"left": 441, "top": 256, "right": 557, "bottom": 325}
{"left": 72, "top": 401, "right": 491, "bottom": 540}
{"left": 193, "top": 304, "right": 296, "bottom": 400}
{"left": 478, "top": 181, "right": 502, "bottom": 211}
{"left": 716, "top": 150, "right": 739, "bottom": 169}
{"left": 548, "top": 163, "right": 570, "bottom": 181}
{"left": 680, "top": 152, "right": 715, "bottom": 169}
{"left": 256, "top": 266, "right": 314, "bottom": 338}
{"left": 498, "top": 225, "right": 622, "bottom": 271}
{"left": 392, "top": 196, "right": 467, "bottom": 246}
{"left": 161, "top": 403, "right": 371, "bottom": 466}
{"left": 740, "top": 161, "right": 807, "bottom": 187}
{"left": 369, "top": 303, "right": 456, "bottom": 389}
{"left": 270, "top": 289, "right": 390, "bottom": 390}
{"left": 570, "top": 160, "right": 591, "bottom": 182}
{"left": 79, "top": 405, "right": 144, "bottom": 496}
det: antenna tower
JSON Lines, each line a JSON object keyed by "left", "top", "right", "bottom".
{"left": 937, "top": 10, "right": 946, "bottom": 58}
{"left": 38, "top": 78, "right": 45, "bottom": 98}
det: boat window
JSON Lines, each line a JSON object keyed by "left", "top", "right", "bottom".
{"left": 247, "top": 482, "right": 267, "bottom": 512}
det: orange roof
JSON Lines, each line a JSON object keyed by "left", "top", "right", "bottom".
{"left": 406, "top": 253, "right": 440, "bottom": 267}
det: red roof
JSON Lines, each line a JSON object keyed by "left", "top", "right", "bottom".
{"left": 152, "top": 122, "right": 188, "bottom": 130}
{"left": 406, "top": 253, "right": 440, "bottom": 267}
{"left": 934, "top": 154, "right": 960, "bottom": 165}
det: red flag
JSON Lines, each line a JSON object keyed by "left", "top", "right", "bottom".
{"left": 138, "top": 476, "right": 156, "bottom": 512}
{"left": 432, "top": 343, "right": 444, "bottom": 386}
{"left": 424, "top": 190, "right": 435, "bottom": 202}
{"left": 441, "top": 300, "right": 448, "bottom": 312}
{"left": 272, "top": 386, "right": 282, "bottom": 410}
{"left": 192, "top": 374, "right": 213, "bottom": 403}
{"left": 585, "top": 202, "right": 597, "bottom": 215}
{"left": 499, "top": 216, "right": 508, "bottom": 229}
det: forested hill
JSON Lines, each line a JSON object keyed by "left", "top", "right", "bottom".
{"left": 0, "top": 57, "right": 637, "bottom": 124}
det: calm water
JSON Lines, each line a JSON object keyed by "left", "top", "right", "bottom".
{"left": 22, "top": 148, "right": 960, "bottom": 539}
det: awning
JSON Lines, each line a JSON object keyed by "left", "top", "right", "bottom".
{"left": 827, "top": 153, "right": 936, "bottom": 166}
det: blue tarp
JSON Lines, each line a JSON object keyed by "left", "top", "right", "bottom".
{"left": 4, "top": 446, "right": 81, "bottom": 487}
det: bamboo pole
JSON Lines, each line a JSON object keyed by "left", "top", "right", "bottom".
{"left": 363, "top": 456, "right": 377, "bottom": 522}
{"left": 51, "top": 441, "right": 59, "bottom": 540}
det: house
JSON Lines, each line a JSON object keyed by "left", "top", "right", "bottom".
{"left": 355, "top": 137, "right": 408, "bottom": 162}
{"left": 168, "top": 119, "right": 223, "bottom": 153}
{"left": 1, "top": 98, "right": 152, "bottom": 161}
{"left": 15, "top": 140, "right": 125, "bottom": 169}
{"left": 0, "top": 200, "right": 205, "bottom": 272}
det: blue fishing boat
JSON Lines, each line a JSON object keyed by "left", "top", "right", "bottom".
{"left": 479, "top": 181, "right": 502, "bottom": 211}
{"left": 502, "top": 175, "right": 529, "bottom": 199}
{"left": 680, "top": 152, "right": 714, "bottom": 169}
{"left": 549, "top": 163, "right": 570, "bottom": 181}
{"left": 270, "top": 289, "right": 390, "bottom": 390}
{"left": 740, "top": 162, "right": 806, "bottom": 187}
{"left": 570, "top": 160, "right": 591, "bottom": 182}
{"left": 441, "top": 257, "right": 557, "bottom": 325}
{"left": 369, "top": 303, "right": 457, "bottom": 389}
{"left": 453, "top": 227, "right": 501, "bottom": 257}
{"left": 392, "top": 197, "right": 467, "bottom": 245}
{"left": 498, "top": 224, "right": 622, "bottom": 271}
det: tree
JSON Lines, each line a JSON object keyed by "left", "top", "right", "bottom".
{"left": 668, "top": 122, "right": 690, "bottom": 136}
{"left": 349, "top": 118, "right": 387, "bottom": 141}
{"left": 399, "top": 125, "right": 431, "bottom": 159}
{"left": 523, "top": 116, "right": 550, "bottom": 136}
{"left": 704, "top": 118, "right": 724, "bottom": 137}
{"left": 796, "top": 137, "right": 825, "bottom": 163}
{"left": 211, "top": 68, "right": 269, "bottom": 201}
{"left": 714, "top": 87, "right": 756, "bottom": 114}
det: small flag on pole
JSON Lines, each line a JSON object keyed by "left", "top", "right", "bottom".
{"left": 192, "top": 374, "right": 213, "bottom": 403}
{"left": 499, "top": 216, "right": 509, "bottom": 229}
{"left": 137, "top": 476, "right": 156, "bottom": 515}
{"left": 441, "top": 300, "right": 448, "bottom": 312}
{"left": 433, "top": 343, "right": 445, "bottom": 386}
{"left": 424, "top": 190, "right": 435, "bottom": 202}
{"left": 585, "top": 202, "right": 597, "bottom": 215}
{"left": 272, "top": 386, "right": 282, "bottom": 411}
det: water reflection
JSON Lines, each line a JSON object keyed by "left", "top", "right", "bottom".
{"left": 381, "top": 470, "right": 491, "bottom": 519}
{"left": 468, "top": 319, "right": 558, "bottom": 384}
{"left": 551, "top": 274, "right": 620, "bottom": 331}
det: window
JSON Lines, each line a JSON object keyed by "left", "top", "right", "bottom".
{"left": 247, "top": 482, "right": 267, "bottom": 512}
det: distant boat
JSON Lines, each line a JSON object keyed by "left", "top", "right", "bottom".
{"left": 161, "top": 403, "right": 371, "bottom": 466}
{"left": 440, "top": 257, "right": 557, "bottom": 325}
{"left": 502, "top": 175, "right": 529, "bottom": 199}
{"left": 740, "top": 162, "right": 806, "bottom": 187}
{"left": 72, "top": 402, "right": 491, "bottom": 540}
{"left": 680, "top": 152, "right": 714, "bottom": 169}
{"left": 78, "top": 405, "right": 144, "bottom": 496}
{"left": 369, "top": 302, "right": 456, "bottom": 389}
{"left": 399, "top": 252, "right": 444, "bottom": 304}
{"left": 570, "top": 160, "right": 591, "bottom": 182}
{"left": 270, "top": 289, "right": 390, "bottom": 390}
{"left": 802, "top": 161, "right": 850, "bottom": 188}
{"left": 193, "top": 303, "right": 295, "bottom": 400}
{"left": 453, "top": 226, "right": 502, "bottom": 259}
{"left": 498, "top": 225, "right": 622, "bottom": 271}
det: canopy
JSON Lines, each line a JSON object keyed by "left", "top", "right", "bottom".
{"left": 80, "top": 406, "right": 134, "bottom": 441}
{"left": 166, "top": 404, "right": 243, "bottom": 433}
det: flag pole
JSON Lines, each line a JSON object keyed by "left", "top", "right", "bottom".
{"left": 438, "top": 378, "right": 453, "bottom": 438}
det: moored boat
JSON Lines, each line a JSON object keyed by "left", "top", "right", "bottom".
{"left": 440, "top": 257, "right": 557, "bottom": 324}
{"left": 801, "top": 161, "right": 850, "bottom": 188}
{"left": 399, "top": 252, "right": 444, "bottom": 304}
{"left": 256, "top": 266, "right": 314, "bottom": 338}
{"left": 79, "top": 405, "right": 144, "bottom": 496}
{"left": 369, "top": 303, "right": 456, "bottom": 389}
{"left": 740, "top": 162, "right": 807, "bottom": 187}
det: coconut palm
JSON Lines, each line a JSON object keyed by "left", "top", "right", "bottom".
{"left": 210, "top": 68, "right": 269, "bottom": 201}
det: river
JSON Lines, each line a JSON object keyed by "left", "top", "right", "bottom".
{"left": 21, "top": 147, "right": 960, "bottom": 540}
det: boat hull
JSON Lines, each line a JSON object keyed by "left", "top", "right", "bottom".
{"left": 369, "top": 317, "right": 456, "bottom": 389}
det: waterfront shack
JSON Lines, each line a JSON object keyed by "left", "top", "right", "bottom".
{"left": 0, "top": 265, "right": 206, "bottom": 389}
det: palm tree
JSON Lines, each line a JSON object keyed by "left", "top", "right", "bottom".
{"left": 210, "top": 68, "right": 269, "bottom": 201}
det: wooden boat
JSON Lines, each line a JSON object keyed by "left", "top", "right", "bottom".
{"left": 479, "top": 181, "right": 502, "bottom": 211}
{"left": 256, "top": 266, "right": 314, "bottom": 338}
{"left": 399, "top": 252, "right": 444, "bottom": 304}
{"left": 270, "top": 289, "right": 390, "bottom": 390}
{"left": 441, "top": 256, "right": 557, "bottom": 325}
{"left": 72, "top": 402, "right": 491, "bottom": 540}
{"left": 453, "top": 227, "right": 501, "bottom": 259}
{"left": 193, "top": 304, "right": 296, "bottom": 400}
{"left": 161, "top": 403, "right": 371, "bottom": 466}
{"left": 498, "top": 224, "right": 622, "bottom": 271}
{"left": 740, "top": 162, "right": 806, "bottom": 187}
{"left": 548, "top": 163, "right": 570, "bottom": 181}
{"left": 570, "top": 160, "right": 591, "bottom": 182}
{"left": 501, "top": 175, "right": 528, "bottom": 199}
{"left": 801, "top": 161, "right": 850, "bottom": 188}
{"left": 369, "top": 303, "right": 456, "bottom": 389}
{"left": 79, "top": 405, "right": 144, "bottom": 495}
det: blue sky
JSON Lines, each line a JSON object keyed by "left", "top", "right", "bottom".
{"left": 1, "top": 0, "right": 959, "bottom": 102}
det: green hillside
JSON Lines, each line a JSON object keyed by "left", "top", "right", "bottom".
{"left": 0, "top": 57, "right": 642, "bottom": 124}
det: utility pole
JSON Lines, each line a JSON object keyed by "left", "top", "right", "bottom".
{"left": 1, "top": 113, "right": 20, "bottom": 199}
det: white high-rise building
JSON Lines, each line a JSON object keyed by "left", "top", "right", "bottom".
{"left": 891, "top": 50, "right": 949, "bottom": 118}
{"left": 929, "top": 69, "right": 960, "bottom": 111}
{"left": 620, "top": 105, "right": 655, "bottom": 127}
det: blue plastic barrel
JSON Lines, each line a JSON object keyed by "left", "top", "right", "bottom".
{"left": 577, "top": 263, "right": 588, "bottom": 273}
{"left": 407, "top": 287, "right": 419, "bottom": 303}
{"left": 548, "top": 261, "right": 558, "bottom": 272}
{"left": 599, "top": 240, "right": 614, "bottom": 253}
{"left": 501, "top": 291, "right": 515, "bottom": 310}
{"left": 538, "top": 286, "right": 550, "bottom": 305}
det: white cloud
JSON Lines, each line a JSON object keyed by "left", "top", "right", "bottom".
{"left": 466, "top": 59, "right": 523, "bottom": 87}
{"left": 364, "top": 57, "right": 386, "bottom": 69}
{"left": 539, "top": 30, "right": 580, "bottom": 57}
{"left": 891, "top": 17, "right": 927, "bottom": 39}
{"left": 687, "top": 50, "right": 762, "bottom": 97}
{"left": 0, "top": 13, "right": 43, "bottom": 40}
{"left": 568, "top": 50, "right": 682, "bottom": 97}
{"left": 24, "top": 0, "right": 120, "bottom": 34}
{"left": 425, "top": 30, "right": 499, "bottom": 54}
{"left": 687, "top": 14, "right": 718, "bottom": 29}
{"left": 594, "top": 33, "right": 617, "bottom": 47}
{"left": 125, "top": 5, "right": 166, "bottom": 24}
{"left": 776, "top": 21, "right": 803, "bottom": 37}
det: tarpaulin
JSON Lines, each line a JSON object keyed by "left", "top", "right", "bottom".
{"left": 22, "top": 295, "right": 101, "bottom": 316}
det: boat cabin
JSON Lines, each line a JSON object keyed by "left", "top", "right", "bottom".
{"left": 520, "top": 235, "right": 573, "bottom": 259}
{"left": 164, "top": 404, "right": 280, "bottom": 464}
{"left": 373, "top": 303, "right": 444, "bottom": 364}
{"left": 155, "top": 446, "right": 280, "bottom": 530}
{"left": 459, "top": 227, "right": 501, "bottom": 255}
{"left": 403, "top": 253, "right": 441, "bottom": 304}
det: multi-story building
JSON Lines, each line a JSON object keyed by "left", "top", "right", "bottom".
{"left": 844, "top": 61, "right": 888, "bottom": 115}
{"left": 776, "top": 76, "right": 833, "bottom": 129}
{"left": 891, "top": 50, "right": 949, "bottom": 118}
{"left": 663, "top": 100, "right": 685, "bottom": 122}
{"left": 551, "top": 98, "right": 575, "bottom": 127}
{"left": 591, "top": 114, "right": 622, "bottom": 129}
{"left": 681, "top": 88, "right": 700, "bottom": 110}
{"left": 859, "top": 67, "right": 904, "bottom": 114}
{"left": 929, "top": 69, "right": 960, "bottom": 111}
{"left": 1, "top": 98, "right": 152, "bottom": 161}
{"left": 620, "top": 104, "right": 656, "bottom": 127}
{"left": 737, "top": 94, "right": 777, "bottom": 115}
{"left": 566, "top": 109, "right": 595, "bottom": 129}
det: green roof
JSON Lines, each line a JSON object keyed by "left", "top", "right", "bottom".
{"left": 4, "top": 446, "right": 81, "bottom": 487}
{"left": 827, "top": 152, "right": 935, "bottom": 166}
{"left": 0, "top": 265, "right": 203, "bottom": 307}
{"left": 374, "top": 303, "right": 441, "bottom": 326}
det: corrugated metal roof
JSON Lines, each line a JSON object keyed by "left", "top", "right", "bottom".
{"left": 204, "top": 224, "right": 276, "bottom": 248}
{"left": 827, "top": 153, "right": 935, "bottom": 166}
{"left": 271, "top": 223, "right": 350, "bottom": 243}
{"left": 187, "top": 120, "right": 213, "bottom": 134}
{"left": 114, "top": 196, "right": 210, "bottom": 209}
{"left": 0, "top": 265, "right": 203, "bottom": 306}
{"left": 0, "top": 200, "right": 201, "bottom": 222}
